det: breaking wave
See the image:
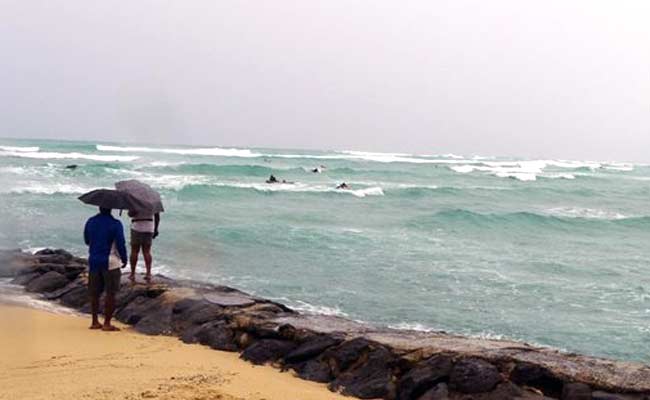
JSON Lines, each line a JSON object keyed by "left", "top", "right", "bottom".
{"left": 0, "top": 150, "right": 138, "bottom": 162}
{"left": 97, "top": 144, "right": 261, "bottom": 158}
{"left": 0, "top": 145, "right": 40, "bottom": 152}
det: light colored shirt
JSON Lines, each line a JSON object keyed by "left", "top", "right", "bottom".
{"left": 131, "top": 212, "right": 155, "bottom": 233}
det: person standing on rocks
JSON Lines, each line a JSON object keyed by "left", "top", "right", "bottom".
{"left": 83, "top": 207, "right": 127, "bottom": 331}
{"left": 128, "top": 209, "right": 160, "bottom": 283}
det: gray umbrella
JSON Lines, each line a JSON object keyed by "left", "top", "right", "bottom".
{"left": 78, "top": 189, "right": 150, "bottom": 210}
{"left": 115, "top": 180, "right": 164, "bottom": 213}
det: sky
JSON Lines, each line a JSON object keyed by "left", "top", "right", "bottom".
{"left": 0, "top": 1, "right": 649, "bottom": 161}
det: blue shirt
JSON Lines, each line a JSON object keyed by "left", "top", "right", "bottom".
{"left": 83, "top": 213, "right": 127, "bottom": 272}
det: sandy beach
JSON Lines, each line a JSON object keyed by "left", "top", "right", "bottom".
{"left": 0, "top": 304, "right": 348, "bottom": 400}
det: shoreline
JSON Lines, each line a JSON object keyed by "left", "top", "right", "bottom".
{"left": 1, "top": 248, "right": 649, "bottom": 399}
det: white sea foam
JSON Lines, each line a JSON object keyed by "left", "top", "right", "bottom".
{"left": 542, "top": 173, "right": 576, "bottom": 180}
{"left": 139, "top": 174, "right": 212, "bottom": 191}
{"left": 389, "top": 322, "right": 438, "bottom": 332}
{"left": 136, "top": 173, "right": 385, "bottom": 198}
{"left": 0, "top": 150, "right": 138, "bottom": 162}
{"left": 451, "top": 162, "right": 543, "bottom": 181}
{"left": 0, "top": 166, "right": 31, "bottom": 175}
{"left": 149, "top": 161, "right": 187, "bottom": 167}
{"left": 0, "top": 279, "right": 78, "bottom": 315}
{"left": 271, "top": 152, "right": 468, "bottom": 164}
{"left": 545, "top": 207, "right": 628, "bottom": 220}
{"left": 8, "top": 183, "right": 96, "bottom": 195}
{"left": 212, "top": 182, "right": 385, "bottom": 198}
{"left": 0, "top": 145, "right": 40, "bottom": 152}
{"left": 97, "top": 144, "right": 261, "bottom": 158}
{"left": 290, "top": 300, "right": 349, "bottom": 317}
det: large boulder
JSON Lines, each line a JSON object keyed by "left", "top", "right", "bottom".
{"left": 25, "top": 271, "right": 70, "bottom": 293}
{"left": 172, "top": 299, "right": 225, "bottom": 335}
{"left": 11, "top": 272, "right": 41, "bottom": 286}
{"left": 43, "top": 280, "right": 84, "bottom": 300}
{"left": 449, "top": 358, "right": 501, "bottom": 394}
{"left": 323, "top": 337, "right": 372, "bottom": 376}
{"left": 241, "top": 339, "right": 297, "bottom": 365}
{"left": 60, "top": 285, "right": 89, "bottom": 308}
{"left": 561, "top": 383, "right": 591, "bottom": 400}
{"left": 329, "top": 346, "right": 397, "bottom": 399}
{"left": 418, "top": 383, "right": 449, "bottom": 400}
{"left": 284, "top": 335, "right": 342, "bottom": 364}
{"left": 294, "top": 357, "right": 333, "bottom": 383}
{"left": 510, "top": 362, "right": 564, "bottom": 398}
{"left": 116, "top": 294, "right": 175, "bottom": 335}
{"left": 193, "top": 321, "right": 237, "bottom": 351}
{"left": 397, "top": 354, "right": 453, "bottom": 400}
{"left": 34, "top": 248, "right": 73, "bottom": 258}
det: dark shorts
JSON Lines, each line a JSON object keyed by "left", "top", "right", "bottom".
{"left": 131, "top": 230, "right": 153, "bottom": 247}
{"left": 88, "top": 268, "right": 121, "bottom": 297}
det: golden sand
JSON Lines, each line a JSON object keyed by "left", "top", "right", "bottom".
{"left": 0, "top": 304, "right": 347, "bottom": 400}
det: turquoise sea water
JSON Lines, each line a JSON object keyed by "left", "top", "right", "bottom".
{"left": 1, "top": 139, "right": 648, "bottom": 363}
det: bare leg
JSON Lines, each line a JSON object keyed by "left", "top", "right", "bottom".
{"left": 102, "top": 293, "right": 120, "bottom": 331}
{"left": 142, "top": 243, "right": 152, "bottom": 282}
{"left": 129, "top": 243, "right": 140, "bottom": 282}
{"left": 89, "top": 294, "right": 102, "bottom": 329}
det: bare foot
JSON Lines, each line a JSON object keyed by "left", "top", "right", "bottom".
{"left": 102, "top": 325, "right": 121, "bottom": 332}
{"left": 128, "top": 273, "right": 136, "bottom": 283}
{"left": 144, "top": 274, "right": 152, "bottom": 284}
{"left": 89, "top": 322, "right": 102, "bottom": 330}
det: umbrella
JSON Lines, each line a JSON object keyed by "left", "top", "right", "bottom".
{"left": 115, "top": 180, "right": 164, "bottom": 213}
{"left": 78, "top": 189, "right": 150, "bottom": 210}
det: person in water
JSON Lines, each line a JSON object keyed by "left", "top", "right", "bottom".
{"left": 128, "top": 209, "right": 160, "bottom": 283}
{"left": 266, "top": 174, "right": 278, "bottom": 183}
{"left": 337, "top": 182, "right": 350, "bottom": 190}
{"left": 83, "top": 207, "right": 127, "bottom": 331}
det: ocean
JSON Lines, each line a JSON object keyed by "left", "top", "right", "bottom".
{"left": 0, "top": 138, "right": 648, "bottom": 363}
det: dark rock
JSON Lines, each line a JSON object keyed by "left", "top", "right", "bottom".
{"left": 324, "top": 337, "right": 372, "bottom": 376}
{"left": 241, "top": 339, "right": 297, "bottom": 365}
{"left": 235, "top": 331, "right": 254, "bottom": 349}
{"left": 60, "top": 285, "right": 88, "bottom": 308}
{"left": 114, "top": 282, "right": 166, "bottom": 311}
{"left": 11, "top": 272, "right": 41, "bottom": 285}
{"left": 449, "top": 358, "right": 501, "bottom": 394}
{"left": 329, "top": 346, "right": 397, "bottom": 399}
{"left": 25, "top": 271, "right": 70, "bottom": 293}
{"left": 452, "top": 382, "right": 525, "bottom": 400}
{"left": 34, "top": 248, "right": 73, "bottom": 257}
{"left": 43, "top": 280, "right": 84, "bottom": 300}
{"left": 133, "top": 300, "right": 174, "bottom": 335}
{"left": 397, "top": 354, "right": 453, "bottom": 400}
{"left": 20, "top": 263, "right": 66, "bottom": 275}
{"left": 116, "top": 296, "right": 151, "bottom": 324}
{"left": 204, "top": 292, "right": 256, "bottom": 307}
{"left": 294, "top": 357, "right": 333, "bottom": 383}
{"left": 511, "top": 363, "right": 564, "bottom": 398}
{"left": 418, "top": 383, "right": 449, "bottom": 400}
{"left": 193, "top": 321, "right": 237, "bottom": 351}
{"left": 285, "top": 335, "right": 342, "bottom": 364}
{"left": 562, "top": 383, "right": 591, "bottom": 400}
{"left": 172, "top": 299, "right": 225, "bottom": 335}
{"left": 592, "top": 391, "right": 649, "bottom": 400}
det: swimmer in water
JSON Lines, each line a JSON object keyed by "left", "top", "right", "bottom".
{"left": 266, "top": 175, "right": 279, "bottom": 184}
{"left": 336, "top": 182, "right": 350, "bottom": 190}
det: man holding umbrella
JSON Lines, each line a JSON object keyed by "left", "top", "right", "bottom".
{"left": 83, "top": 206, "right": 128, "bottom": 331}
{"left": 79, "top": 188, "right": 149, "bottom": 331}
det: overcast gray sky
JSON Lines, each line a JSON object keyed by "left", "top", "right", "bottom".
{"left": 1, "top": 1, "right": 649, "bottom": 161}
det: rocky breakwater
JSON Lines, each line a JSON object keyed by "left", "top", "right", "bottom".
{"left": 1, "top": 248, "right": 649, "bottom": 400}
